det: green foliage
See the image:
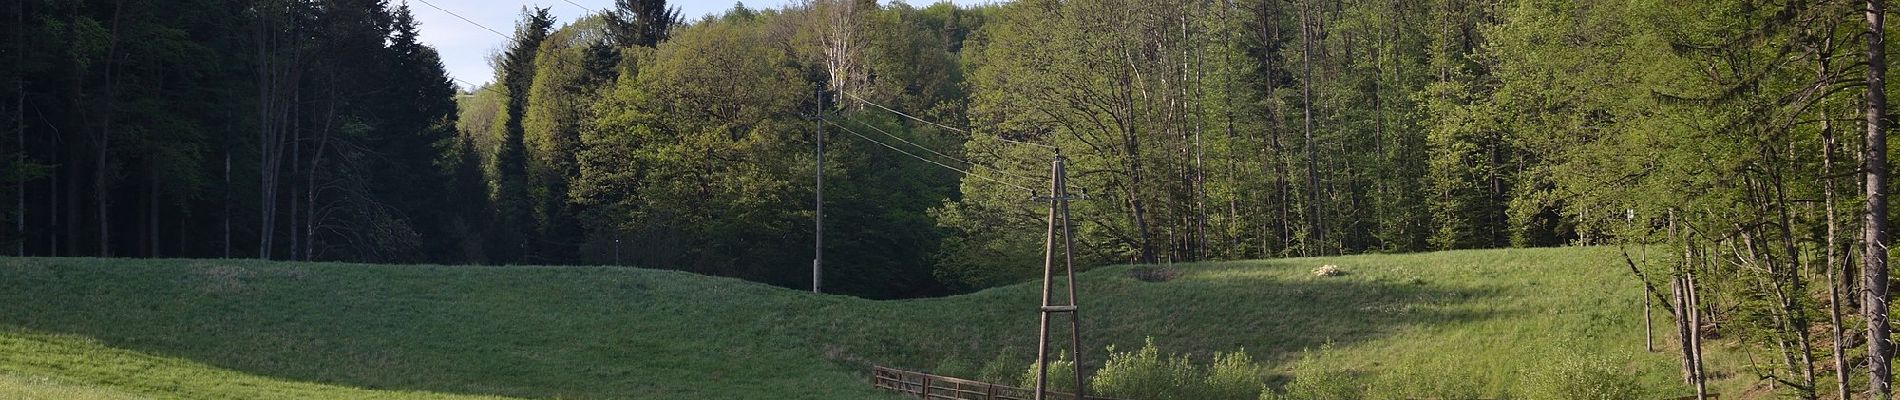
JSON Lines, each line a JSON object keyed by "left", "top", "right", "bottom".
{"left": 1088, "top": 338, "right": 1266, "bottom": 400}
{"left": 604, "top": 0, "right": 682, "bottom": 48}
{"left": 1019, "top": 351, "right": 1077, "bottom": 393}
{"left": 1205, "top": 350, "right": 1267, "bottom": 400}
{"left": 576, "top": 16, "right": 810, "bottom": 284}
{"left": 1090, "top": 339, "right": 1202, "bottom": 400}
{"left": 486, "top": 7, "right": 558, "bottom": 264}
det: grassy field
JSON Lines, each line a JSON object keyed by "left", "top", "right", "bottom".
{"left": 0, "top": 246, "right": 1723, "bottom": 399}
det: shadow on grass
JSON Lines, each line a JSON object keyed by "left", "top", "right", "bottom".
{"left": 0, "top": 256, "right": 1516, "bottom": 399}
{"left": 0, "top": 257, "right": 902, "bottom": 400}
{"left": 797, "top": 260, "right": 1510, "bottom": 376}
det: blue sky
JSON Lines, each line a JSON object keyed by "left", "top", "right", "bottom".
{"left": 408, "top": 0, "right": 1004, "bottom": 90}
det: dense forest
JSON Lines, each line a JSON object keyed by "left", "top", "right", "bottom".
{"left": 0, "top": 0, "right": 1572, "bottom": 297}
{"left": 7, "top": 0, "right": 1900, "bottom": 396}
{"left": 1, "top": 0, "right": 460, "bottom": 261}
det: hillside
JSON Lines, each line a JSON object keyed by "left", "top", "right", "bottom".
{"left": 0, "top": 247, "right": 1717, "bottom": 399}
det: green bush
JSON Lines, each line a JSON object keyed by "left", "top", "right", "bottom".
{"left": 1019, "top": 351, "right": 1078, "bottom": 393}
{"left": 1520, "top": 353, "right": 1644, "bottom": 400}
{"left": 1204, "top": 349, "right": 1266, "bottom": 400}
{"left": 1090, "top": 338, "right": 1202, "bottom": 400}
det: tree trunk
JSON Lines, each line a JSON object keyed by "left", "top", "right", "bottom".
{"left": 93, "top": 0, "right": 128, "bottom": 257}
{"left": 1298, "top": 0, "right": 1322, "bottom": 256}
{"left": 1865, "top": 0, "right": 1892, "bottom": 397}
{"left": 147, "top": 158, "right": 157, "bottom": 258}
{"left": 1643, "top": 242, "right": 1654, "bottom": 352}
{"left": 1702, "top": 265, "right": 1717, "bottom": 400}
{"left": 1821, "top": 35, "right": 1854, "bottom": 400}
{"left": 1674, "top": 275, "right": 1695, "bottom": 385}
{"left": 256, "top": 5, "right": 279, "bottom": 260}
{"left": 223, "top": 123, "right": 231, "bottom": 258}
{"left": 13, "top": 0, "right": 23, "bottom": 256}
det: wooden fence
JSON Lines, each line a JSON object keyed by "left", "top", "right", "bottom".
{"left": 872, "top": 365, "right": 1716, "bottom": 400}
{"left": 870, "top": 365, "right": 1128, "bottom": 400}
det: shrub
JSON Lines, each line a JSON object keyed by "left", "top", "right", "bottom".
{"left": 1204, "top": 349, "right": 1266, "bottom": 400}
{"left": 1019, "top": 351, "right": 1078, "bottom": 393}
{"left": 1090, "top": 338, "right": 1202, "bottom": 400}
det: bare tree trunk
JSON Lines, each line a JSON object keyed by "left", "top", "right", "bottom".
{"left": 1298, "top": 0, "right": 1322, "bottom": 256}
{"left": 290, "top": 99, "right": 300, "bottom": 261}
{"left": 93, "top": 0, "right": 128, "bottom": 257}
{"left": 819, "top": 0, "right": 861, "bottom": 100}
{"left": 1192, "top": 12, "right": 1208, "bottom": 262}
{"left": 147, "top": 158, "right": 157, "bottom": 257}
{"left": 1113, "top": 24, "right": 1156, "bottom": 265}
{"left": 1674, "top": 274, "right": 1695, "bottom": 385}
{"left": 1820, "top": 34, "right": 1855, "bottom": 400}
{"left": 1644, "top": 242, "right": 1654, "bottom": 352}
{"left": 1770, "top": 142, "right": 1822, "bottom": 399}
{"left": 256, "top": 3, "right": 282, "bottom": 260}
{"left": 13, "top": 0, "right": 23, "bottom": 257}
{"left": 1256, "top": 4, "right": 1290, "bottom": 256}
{"left": 1865, "top": 0, "right": 1892, "bottom": 397}
{"left": 1702, "top": 265, "right": 1717, "bottom": 400}
{"left": 1221, "top": 0, "right": 1241, "bottom": 258}
{"left": 223, "top": 123, "right": 231, "bottom": 258}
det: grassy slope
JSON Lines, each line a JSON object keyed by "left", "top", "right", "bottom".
{"left": 0, "top": 246, "right": 1716, "bottom": 399}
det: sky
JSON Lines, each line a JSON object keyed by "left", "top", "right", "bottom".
{"left": 408, "top": 0, "right": 1004, "bottom": 90}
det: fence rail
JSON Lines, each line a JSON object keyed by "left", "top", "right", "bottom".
{"left": 870, "top": 366, "right": 1128, "bottom": 400}
{"left": 872, "top": 365, "right": 1716, "bottom": 400}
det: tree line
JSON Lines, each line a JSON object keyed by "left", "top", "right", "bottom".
{"left": 2, "top": 0, "right": 459, "bottom": 262}
{"left": 7, "top": 0, "right": 1900, "bottom": 395}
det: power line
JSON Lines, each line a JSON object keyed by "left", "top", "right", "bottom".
{"left": 416, "top": 0, "right": 602, "bottom": 96}
{"left": 823, "top": 119, "right": 1036, "bottom": 193}
{"left": 413, "top": 0, "right": 509, "bottom": 39}
{"left": 833, "top": 113, "right": 1042, "bottom": 183}
{"left": 554, "top": 0, "right": 592, "bottom": 14}
{"left": 844, "top": 91, "right": 1059, "bottom": 150}
{"left": 452, "top": 77, "right": 500, "bottom": 95}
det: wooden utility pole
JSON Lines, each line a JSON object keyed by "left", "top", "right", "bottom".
{"left": 813, "top": 84, "right": 824, "bottom": 294}
{"left": 1034, "top": 152, "right": 1085, "bottom": 400}
{"left": 1867, "top": 0, "right": 1892, "bottom": 397}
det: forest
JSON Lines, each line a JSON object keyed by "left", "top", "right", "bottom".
{"left": 5, "top": 0, "right": 1900, "bottom": 396}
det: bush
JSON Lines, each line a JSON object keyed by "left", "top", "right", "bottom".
{"left": 1019, "top": 351, "right": 1078, "bottom": 393}
{"left": 1090, "top": 338, "right": 1202, "bottom": 400}
{"left": 1204, "top": 349, "right": 1266, "bottom": 400}
{"left": 1086, "top": 338, "right": 1265, "bottom": 400}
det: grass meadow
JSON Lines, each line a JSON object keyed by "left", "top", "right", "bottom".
{"left": 0, "top": 246, "right": 1726, "bottom": 398}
